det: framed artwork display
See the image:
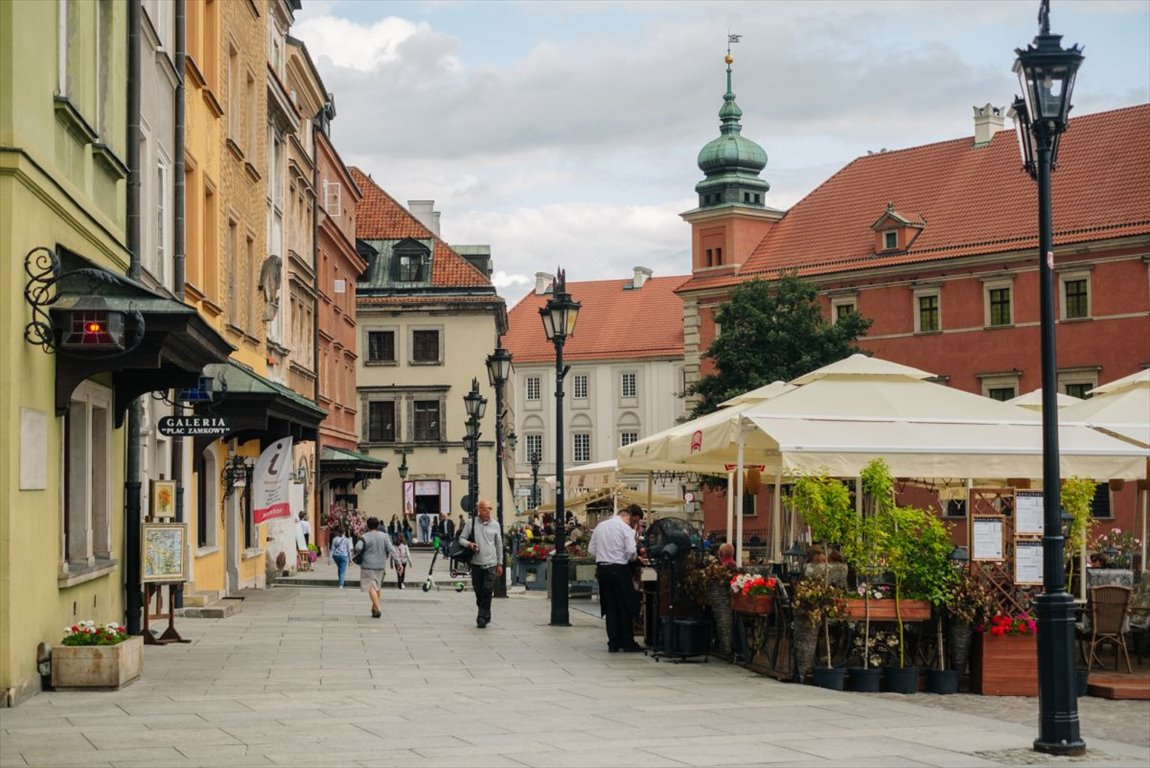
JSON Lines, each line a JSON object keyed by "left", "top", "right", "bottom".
{"left": 151, "top": 479, "right": 177, "bottom": 519}
{"left": 142, "top": 523, "right": 187, "bottom": 583}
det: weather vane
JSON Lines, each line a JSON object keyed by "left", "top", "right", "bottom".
{"left": 726, "top": 32, "right": 741, "bottom": 65}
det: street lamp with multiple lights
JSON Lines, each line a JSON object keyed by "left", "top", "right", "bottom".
{"left": 539, "top": 268, "right": 581, "bottom": 627}
{"left": 1009, "top": 0, "right": 1085, "bottom": 755}
{"left": 463, "top": 379, "right": 487, "bottom": 537}
{"left": 486, "top": 345, "right": 514, "bottom": 598}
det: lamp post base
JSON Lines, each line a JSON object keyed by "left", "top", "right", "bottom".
{"left": 1033, "top": 592, "right": 1085, "bottom": 756}
{"left": 549, "top": 552, "right": 571, "bottom": 626}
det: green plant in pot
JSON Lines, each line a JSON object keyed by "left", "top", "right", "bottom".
{"left": 844, "top": 459, "right": 894, "bottom": 686}
{"left": 684, "top": 556, "right": 739, "bottom": 656}
{"left": 793, "top": 577, "right": 847, "bottom": 690}
{"left": 945, "top": 567, "right": 994, "bottom": 687}
{"left": 1061, "top": 476, "right": 1096, "bottom": 594}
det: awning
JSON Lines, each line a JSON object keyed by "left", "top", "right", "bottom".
{"left": 46, "top": 249, "right": 232, "bottom": 423}
{"left": 319, "top": 445, "right": 388, "bottom": 485}
{"left": 194, "top": 360, "right": 327, "bottom": 447}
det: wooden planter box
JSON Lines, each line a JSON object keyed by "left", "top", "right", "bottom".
{"left": 970, "top": 632, "right": 1037, "bottom": 696}
{"left": 837, "top": 598, "right": 931, "bottom": 621}
{"left": 52, "top": 635, "right": 143, "bottom": 690}
{"left": 731, "top": 592, "right": 773, "bottom": 615}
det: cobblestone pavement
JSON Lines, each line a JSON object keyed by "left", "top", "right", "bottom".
{"left": 1, "top": 557, "right": 1147, "bottom": 768}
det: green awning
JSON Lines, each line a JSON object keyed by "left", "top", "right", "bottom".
{"left": 195, "top": 361, "right": 326, "bottom": 445}
{"left": 319, "top": 446, "right": 388, "bottom": 483}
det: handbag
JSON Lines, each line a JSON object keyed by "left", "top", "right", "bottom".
{"left": 448, "top": 523, "right": 475, "bottom": 565}
{"left": 352, "top": 543, "right": 364, "bottom": 566}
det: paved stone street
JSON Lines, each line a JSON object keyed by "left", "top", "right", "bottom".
{"left": 2, "top": 556, "right": 1147, "bottom": 768}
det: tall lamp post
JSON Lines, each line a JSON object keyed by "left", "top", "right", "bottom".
{"left": 486, "top": 345, "right": 514, "bottom": 598}
{"left": 1009, "top": 0, "right": 1085, "bottom": 755}
{"left": 539, "top": 268, "right": 581, "bottom": 627}
{"left": 463, "top": 379, "right": 487, "bottom": 538}
{"left": 530, "top": 452, "right": 541, "bottom": 511}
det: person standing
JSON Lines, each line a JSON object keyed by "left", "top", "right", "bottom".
{"left": 298, "top": 512, "right": 312, "bottom": 548}
{"left": 589, "top": 506, "right": 645, "bottom": 652}
{"left": 460, "top": 500, "right": 503, "bottom": 628}
{"left": 390, "top": 535, "right": 412, "bottom": 590}
{"left": 329, "top": 525, "right": 352, "bottom": 589}
{"left": 354, "top": 517, "right": 395, "bottom": 618}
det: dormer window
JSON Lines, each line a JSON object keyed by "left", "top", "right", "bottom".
{"left": 883, "top": 231, "right": 898, "bottom": 251}
{"left": 391, "top": 239, "right": 430, "bottom": 282}
{"left": 870, "top": 202, "right": 924, "bottom": 255}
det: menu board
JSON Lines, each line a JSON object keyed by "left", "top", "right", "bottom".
{"left": 972, "top": 516, "right": 1005, "bottom": 561}
{"left": 1014, "top": 539, "right": 1044, "bottom": 585}
{"left": 1014, "top": 490, "right": 1044, "bottom": 536}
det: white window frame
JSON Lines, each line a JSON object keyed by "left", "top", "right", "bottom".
{"left": 1059, "top": 270, "right": 1091, "bottom": 321}
{"left": 1058, "top": 367, "right": 1099, "bottom": 400}
{"left": 620, "top": 372, "right": 637, "bottom": 400}
{"left": 525, "top": 433, "right": 543, "bottom": 464}
{"left": 619, "top": 431, "right": 638, "bottom": 447}
{"left": 983, "top": 278, "right": 1014, "bottom": 328}
{"left": 832, "top": 298, "right": 857, "bottom": 323}
{"left": 525, "top": 375, "right": 541, "bottom": 402}
{"left": 323, "top": 180, "right": 341, "bottom": 217}
{"left": 883, "top": 230, "right": 898, "bottom": 251}
{"left": 572, "top": 432, "right": 591, "bottom": 463}
{"left": 913, "top": 286, "right": 941, "bottom": 334}
{"left": 572, "top": 373, "right": 589, "bottom": 400}
{"left": 154, "top": 151, "right": 170, "bottom": 285}
{"left": 979, "top": 372, "right": 1021, "bottom": 401}
{"left": 62, "top": 380, "right": 113, "bottom": 574}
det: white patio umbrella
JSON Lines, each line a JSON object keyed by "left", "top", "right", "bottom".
{"left": 1007, "top": 388, "right": 1083, "bottom": 410}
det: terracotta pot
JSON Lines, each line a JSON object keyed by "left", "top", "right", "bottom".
{"left": 730, "top": 591, "right": 774, "bottom": 615}
{"left": 970, "top": 632, "right": 1037, "bottom": 696}
{"left": 837, "top": 598, "right": 931, "bottom": 621}
{"left": 52, "top": 635, "right": 143, "bottom": 690}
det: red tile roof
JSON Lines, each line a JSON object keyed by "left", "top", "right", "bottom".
{"left": 504, "top": 275, "right": 688, "bottom": 364}
{"left": 349, "top": 167, "right": 492, "bottom": 288}
{"left": 677, "top": 104, "right": 1150, "bottom": 292}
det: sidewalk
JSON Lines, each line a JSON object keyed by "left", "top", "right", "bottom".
{"left": 1, "top": 578, "right": 1147, "bottom": 768}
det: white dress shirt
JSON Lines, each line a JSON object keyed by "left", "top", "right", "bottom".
{"left": 588, "top": 515, "right": 637, "bottom": 565}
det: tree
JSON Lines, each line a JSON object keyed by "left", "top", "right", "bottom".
{"left": 690, "top": 272, "right": 872, "bottom": 416}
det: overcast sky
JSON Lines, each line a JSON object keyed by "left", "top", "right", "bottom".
{"left": 293, "top": 0, "right": 1150, "bottom": 297}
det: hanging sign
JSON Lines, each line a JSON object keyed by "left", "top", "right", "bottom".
{"left": 157, "top": 415, "right": 230, "bottom": 437}
{"left": 252, "top": 437, "right": 293, "bottom": 524}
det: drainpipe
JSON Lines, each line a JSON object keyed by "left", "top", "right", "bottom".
{"left": 170, "top": 0, "right": 186, "bottom": 609}
{"left": 311, "top": 111, "right": 322, "bottom": 545}
{"left": 125, "top": 0, "right": 143, "bottom": 636}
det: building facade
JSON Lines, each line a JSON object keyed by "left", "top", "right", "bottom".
{"left": 351, "top": 170, "right": 506, "bottom": 540}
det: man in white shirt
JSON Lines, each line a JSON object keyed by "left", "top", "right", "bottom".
{"left": 588, "top": 505, "right": 645, "bottom": 652}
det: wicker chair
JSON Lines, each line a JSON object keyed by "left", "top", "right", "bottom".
{"left": 1083, "top": 585, "right": 1133, "bottom": 672}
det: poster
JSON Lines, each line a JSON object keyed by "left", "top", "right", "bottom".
{"left": 1014, "top": 539, "right": 1044, "bottom": 585}
{"left": 440, "top": 480, "right": 451, "bottom": 516}
{"left": 1015, "top": 490, "right": 1044, "bottom": 536}
{"left": 142, "top": 523, "right": 187, "bottom": 582}
{"left": 150, "top": 479, "right": 176, "bottom": 519}
{"left": 403, "top": 481, "right": 415, "bottom": 518}
{"left": 972, "top": 516, "right": 1005, "bottom": 561}
{"left": 253, "top": 437, "right": 293, "bottom": 524}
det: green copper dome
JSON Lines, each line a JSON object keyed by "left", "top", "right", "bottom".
{"left": 695, "top": 56, "right": 769, "bottom": 209}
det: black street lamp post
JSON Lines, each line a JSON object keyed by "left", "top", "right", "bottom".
{"left": 463, "top": 379, "right": 487, "bottom": 539}
{"left": 530, "top": 452, "right": 541, "bottom": 511}
{"left": 1009, "top": 0, "right": 1085, "bottom": 755}
{"left": 539, "top": 268, "right": 581, "bottom": 627}
{"left": 486, "top": 345, "right": 513, "bottom": 598}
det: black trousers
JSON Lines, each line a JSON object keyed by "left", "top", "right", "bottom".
{"left": 597, "top": 564, "right": 638, "bottom": 648}
{"left": 470, "top": 565, "right": 496, "bottom": 623}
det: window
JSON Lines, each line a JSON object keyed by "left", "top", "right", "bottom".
{"left": 411, "top": 329, "right": 440, "bottom": 363}
{"left": 883, "top": 230, "right": 898, "bottom": 250}
{"left": 525, "top": 376, "right": 541, "bottom": 402}
{"left": 987, "top": 387, "right": 1015, "bottom": 402}
{"left": 196, "top": 449, "right": 218, "bottom": 548}
{"left": 323, "top": 180, "right": 341, "bottom": 217}
{"left": 742, "top": 494, "right": 757, "bottom": 518}
{"left": 154, "top": 156, "right": 169, "bottom": 282}
{"left": 1090, "top": 483, "right": 1111, "bottom": 518}
{"left": 917, "top": 293, "right": 940, "bottom": 333}
{"left": 203, "top": 183, "right": 218, "bottom": 301}
{"left": 244, "top": 235, "right": 256, "bottom": 333}
{"left": 1059, "top": 368, "right": 1098, "bottom": 401}
{"left": 832, "top": 299, "right": 856, "bottom": 322}
{"left": 573, "top": 373, "right": 588, "bottom": 400}
{"left": 245, "top": 71, "right": 257, "bottom": 158}
{"left": 392, "top": 241, "right": 429, "bottom": 282}
{"left": 987, "top": 286, "right": 1012, "bottom": 327}
{"left": 573, "top": 433, "right": 591, "bottom": 463}
{"left": 367, "top": 401, "right": 395, "bottom": 443}
{"left": 1061, "top": 275, "right": 1090, "bottom": 320}
{"left": 1065, "top": 382, "right": 1091, "bottom": 400}
{"left": 413, "top": 400, "right": 440, "bottom": 441}
{"left": 226, "top": 219, "right": 238, "bottom": 325}
{"left": 620, "top": 431, "right": 638, "bottom": 447}
{"left": 980, "top": 371, "right": 1020, "bottom": 402}
{"left": 945, "top": 499, "right": 967, "bottom": 517}
{"left": 525, "top": 433, "right": 543, "bottom": 464}
{"left": 621, "top": 372, "right": 637, "bottom": 399}
{"left": 96, "top": 0, "right": 112, "bottom": 137}
{"left": 367, "top": 330, "right": 395, "bottom": 363}
{"left": 226, "top": 45, "right": 239, "bottom": 141}
{"left": 63, "top": 381, "right": 112, "bottom": 570}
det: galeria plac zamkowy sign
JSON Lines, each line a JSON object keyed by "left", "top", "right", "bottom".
{"left": 157, "top": 416, "right": 230, "bottom": 437}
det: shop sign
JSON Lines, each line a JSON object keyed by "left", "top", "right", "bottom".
{"left": 157, "top": 415, "right": 230, "bottom": 437}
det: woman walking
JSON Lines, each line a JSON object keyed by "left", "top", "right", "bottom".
{"left": 390, "top": 535, "right": 413, "bottom": 590}
{"left": 354, "top": 517, "right": 395, "bottom": 618}
{"left": 328, "top": 526, "right": 351, "bottom": 588}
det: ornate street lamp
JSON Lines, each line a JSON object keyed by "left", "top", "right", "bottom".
{"left": 463, "top": 379, "right": 487, "bottom": 534}
{"left": 486, "top": 345, "right": 514, "bottom": 598}
{"left": 397, "top": 449, "right": 409, "bottom": 481}
{"left": 530, "top": 451, "right": 541, "bottom": 511}
{"left": 539, "top": 268, "right": 581, "bottom": 626}
{"left": 1010, "top": 0, "right": 1085, "bottom": 755}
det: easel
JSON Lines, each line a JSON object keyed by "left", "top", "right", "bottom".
{"left": 143, "top": 582, "right": 190, "bottom": 645}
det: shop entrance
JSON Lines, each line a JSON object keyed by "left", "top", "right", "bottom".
{"left": 404, "top": 480, "right": 452, "bottom": 544}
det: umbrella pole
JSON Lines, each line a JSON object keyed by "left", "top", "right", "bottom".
{"left": 736, "top": 427, "right": 746, "bottom": 566}
{"left": 726, "top": 471, "right": 734, "bottom": 550}
{"left": 1142, "top": 481, "right": 1148, "bottom": 574}
{"left": 772, "top": 472, "right": 782, "bottom": 562}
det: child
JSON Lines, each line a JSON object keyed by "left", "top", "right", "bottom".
{"left": 391, "top": 535, "right": 413, "bottom": 589}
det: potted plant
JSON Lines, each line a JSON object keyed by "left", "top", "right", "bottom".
{"left": 51, "top": 621, "right": 142, "bottom": 690}
{"left": 944, "top": 568, "right": 994, "bottom": 690}
{"left": 842, "top": 460, "right": 893, "bottom": 690}
{"left": 730, "top": 572, "right": 779, "bottom": 615}
{"left": 793, "top": 577, "right": 847, "bottom": 690}
{"left": 1061, "top": 476, "right": 1096, "bottom": 594}
{"left": 1091, "top": 528, "right": 1140, "bottom": 570}
{"left": 684, "top": 556, "right": 739, "bottom": 656}
{"left": 970, "top": 610, "right": 1038, "bottom": 696}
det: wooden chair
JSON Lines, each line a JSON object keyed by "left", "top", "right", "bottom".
{"left": 1083, "top": 585, "right": 1133, "bottom": 672}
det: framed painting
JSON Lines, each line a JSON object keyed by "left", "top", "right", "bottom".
{"left": 151, "top": 479, "right": 177, "bottom": 519}
{"left": 142, "top": 523, "right": 187, "bottom": 583}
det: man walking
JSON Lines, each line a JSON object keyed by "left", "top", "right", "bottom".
{"left": 589, "top": 505, "right": 645, "bottom": 652}
{"left": 460, "top": 500, "right": 503, "bottom": 628}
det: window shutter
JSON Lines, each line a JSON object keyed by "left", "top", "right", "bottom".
{"left": 324, "top": 180, "right": 341, "bottom": 217}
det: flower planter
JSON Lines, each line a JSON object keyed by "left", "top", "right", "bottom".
{"left": 812, "top": 666, "right": 846, "bottom": 691}
{"left": 837, "top": 598, "right": 931, "bottom": 621}
{"left": 792, "top": 614, "right": 817, "bottom": 682}
{"left": 52, "top": 635, "right": 143, "bottom": 690}
{"left": 848, "top": 667, "right": 883, "bottom": 692}
{"left": 947, "top": 620, "right": 973, "bottom": 678}
{"left": 705, "top": 582, "right": 734, "bottom": 656}
{"left": 519, "top": 561, "right": 548, "bottom": 591}
{"left": 970, "top": 632, "right": 1037, "bottom": 696}
{"left": 730, "top": 592, "right": 774, "bottom": 615}
{"left": 927, "top": 669, "right": 961, "bottom": 695}
{"left": 884, "top": 666, "right": 919, "bottom": 694}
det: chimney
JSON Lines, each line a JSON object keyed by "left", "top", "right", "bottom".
{"left": 631, "top": 266, "right": 653, "bottom": 290}
{"left": 973, "top": 103, "right": 1006, "bottom": 147}
{"left": 534, "top": 272, "right": 554, "bottom": 295}
{"left": 407, "top": 200, "right": 441, "bottom": 236}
